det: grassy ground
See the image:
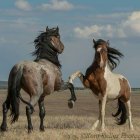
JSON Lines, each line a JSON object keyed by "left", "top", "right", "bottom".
{"left": 0, "top": 89, "right": 140, "bottom": 140}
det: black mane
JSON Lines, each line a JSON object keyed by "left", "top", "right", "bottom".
{"left": 94, "top": 39, "right": 124, "bottom": 70}
{"left": 32, "top": 27, "right": 61, "bottom": 67}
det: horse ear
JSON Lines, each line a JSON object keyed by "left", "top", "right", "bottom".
{"left": 93, "top": 38, "right": 96, "bottom": 44}
{"left": 56, "top": 26, "right": 59, "bottom": 32}
{"left": 46, "top": 26, "right": 49, "bottom": 31}
{"left": 107, "top": 40, "right": 109, "bottom": 47}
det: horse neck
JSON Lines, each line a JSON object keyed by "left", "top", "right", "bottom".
{"left": 90, "top": 60, "right": 113, "bottom": 77}
{"left": 91, "top": 55, "right": 104, "bottom": 69}
{"left": 91, "top": 53, "right": 111, "bottom": 71}
{"left": 37, "top": 59, "right": 61, "bottom": 71}
{"left": 35, "top": 43, "right": 61, "bottom": 68}
{"left": 90, "top": 61, "right": 105, "bottom": 74}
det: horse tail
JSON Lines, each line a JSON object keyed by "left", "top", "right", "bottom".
{"left": 112, "top": 98, "right": 127, "bottom": 125}
{"left": 8, "top": 65, "right": 23, "bottom": 123}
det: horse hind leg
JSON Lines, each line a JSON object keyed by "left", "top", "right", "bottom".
{"left": 25, "top": 95, "right": 40, "bottom": 134}
{"left": 18, "top": 91, "right": 35, "bottom": 133}
{"left": 125, "top": 100, "right": 134, "bottom": 130}
{"left": 26, "top": 105, "right": 34, "bottom": 133}
{"left": 0, "top": 99, "right": 10, "bottom": 131}
{"left": 38, "top": 96, "right": 45, "bottom": 131}
{"left": 25, "top": 94, "right": 41, "bottom": 133}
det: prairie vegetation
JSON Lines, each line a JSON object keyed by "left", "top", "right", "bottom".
{"left": 0, "top": 89, "right": 140, "bottom": 140}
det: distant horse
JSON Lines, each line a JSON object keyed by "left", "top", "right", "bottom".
{"left": 68, "top": 39, "right": 134, "bottom": 131}
{"left": 0, "top": 26, "right": 76, "bottom": 133}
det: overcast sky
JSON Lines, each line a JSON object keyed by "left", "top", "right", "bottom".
{"left": 0, "top": 0, "right": 140, "bottom": 87}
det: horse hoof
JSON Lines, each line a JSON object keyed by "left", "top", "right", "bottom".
{"left": 40, "top": 126, "right": 45, "bottom": 132}
{"left": 68, "top": 100, "right": 75, "bottom": 108}
{"left": 28, "top": 129, "right": 33, "bottom": 133}
{"left": 0, "top": 125, "right": 7, "bottom": 132}
{"left": 28, "top": 127, "right": 33, "bottom": 133}
{"left": 1, "top": 128, "right": 7, "bottom": 132}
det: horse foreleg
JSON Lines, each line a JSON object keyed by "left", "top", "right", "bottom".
{"left": 1, "top": 101, "right": 10, "bottom": 131}
{"left": 68, "top": 70, "right": 84, "bottom": 107}
{"left": 67, "top": 71, "right": 84, "bottom": 108}
{"left": 100, "top": 95, "right": 107, "bottom": 131}
{"left": 68, "top": 71, "right": 84, "bottom": 84}
{"left": 92, "top": 100, "right": 101, "bottom": 130}
{"left": 67, "top": 82, "right": 76, "bottom": 108}
{"left": 59, "top": 82, "right": 76, "bottom": 108}
{"left": 38, "top": 98, "right": 45, "bottom": 131}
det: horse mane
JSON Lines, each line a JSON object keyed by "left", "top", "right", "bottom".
{"left": 32, "top": 27, "right": 61, "bottom": 67}
{"left": 94, "top": 39, "right": 124, "bottom": 70}
{"left": 107, "top": 46, "right": 124, "bottom": 70}
{"left": 32, "top": 27, "right": 59, "bottom": 56}
{"left": 32, "top": 32, "right": 47, "bottom": 56}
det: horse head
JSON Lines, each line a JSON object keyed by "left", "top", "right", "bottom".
{"left": 47, "top": 26, "right": 64, "bottom": 54}
{"left": 32, "top": 26, "right": 64, "bottom": 67}
{"left": 33, "top": 26, "right": 64, "bottom": 55}
{"left": 92, "top": 38, "right": 124, "bottom": 70}
{"left": 93, "top": 39, "right": 108, "bottom": 68}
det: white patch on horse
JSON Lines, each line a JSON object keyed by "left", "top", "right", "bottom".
{"left": 104, "top": 64, "right": 124, "bottom": 100}
{"left": 68, "top": 71, "right": 82, "bottom": 84}
{"left": 100, "top": 54, "right": 104, "bottom": 68}
{"left": 51, "top": 40, "right": 55, "bottom": 47}
{"left": 97, "top": 47, "right": 104, "bottom": 68}
{"left": 97, "top": 47, "right": 102, "bottom": 52}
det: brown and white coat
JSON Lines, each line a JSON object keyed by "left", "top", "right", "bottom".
{"left": 68, "top": 39, "right": 134, "bottom": 131}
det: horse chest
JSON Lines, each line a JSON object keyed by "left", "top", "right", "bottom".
{"left": 86, "top": 72, "right": 106, "bottom": 96}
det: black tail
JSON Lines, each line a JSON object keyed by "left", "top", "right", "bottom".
{"left": 8, "top": 65, "right": 23, "bottom": 123}
{"left": 112, "top": 98, "right": 127, "bottom": 125}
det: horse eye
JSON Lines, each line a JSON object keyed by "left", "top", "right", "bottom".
{"left": 57, "top": 35, "right": 60, "bottom": 38}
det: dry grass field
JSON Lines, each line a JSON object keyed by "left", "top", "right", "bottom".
{"left": 0, "top": 89, "right": 140, "bottom": 140}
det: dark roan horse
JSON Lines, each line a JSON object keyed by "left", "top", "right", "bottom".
{"left": 68, "top": 39, "right": 134, "bottom": 131}
{"left": 0, "top": 26, "right": 76, "bottom": 133}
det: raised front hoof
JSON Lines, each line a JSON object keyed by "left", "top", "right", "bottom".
{"left": 68, "top": 100, "right": 75, "bottom": 109}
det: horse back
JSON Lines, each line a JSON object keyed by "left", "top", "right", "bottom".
{"left": 9, "top": 60, "right": 62, "bottom": 96}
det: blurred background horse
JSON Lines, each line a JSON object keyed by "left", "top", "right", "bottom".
{"left": 1, "top": 26, "right": 76, "bottom": 133}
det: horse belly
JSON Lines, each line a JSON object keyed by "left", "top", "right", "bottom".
{"left": 106, "top": 78, "right": 121, "bottom": 100}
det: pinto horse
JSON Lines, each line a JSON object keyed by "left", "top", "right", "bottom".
{"left": 68, "top": 39, "right": 134, "bottom": 131}
{"left": 0, "top": 26, "right": 76, "bottom": 133}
